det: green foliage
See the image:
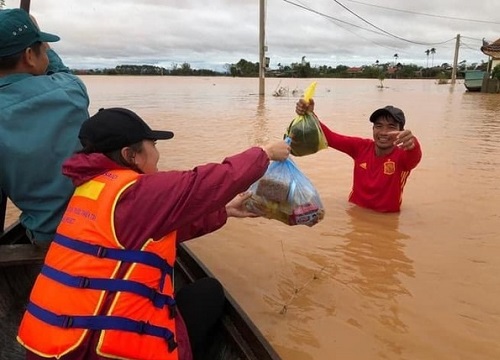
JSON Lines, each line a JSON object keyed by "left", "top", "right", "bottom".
{"left": 0, "top": 0, "right": 5, "bottom": 8}
{"left": 73, "top": 64, "right": 220, "bottom": 76}
{"left": 361, "top": 66, "right": 381, "bottom": 78}
{"left": 114, "top": 64, "right": 166, "bottom": 75}
{"left": 69, "top": 58, "right": 472, "bottom": 80}
{"left": 492, "top": 64, "right": 500, "bottom": 80}
{"left": 171, "top": 62, "right": 195, "bottom": 76}
{"left": 398, "top": 64, "right": 420, "bottom": 78}
{"left": 335, "top": 65, "right": 349, "bottom": 72}
{"left": 289, "top": 61, "right": 312, "bottom": 77}
{"left": 230, "top": 59, "right": 259, "bottom": 77}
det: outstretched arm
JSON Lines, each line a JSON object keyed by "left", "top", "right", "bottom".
{"left": 389, "top": 130, "right": 422, "bottom": 170}
{"left": 175, "top": 192, "right": 257, "bottom": 244}
{"left": 295, "top": 98, "right": 366, "bottom": 157}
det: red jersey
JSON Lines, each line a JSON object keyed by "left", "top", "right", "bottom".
{"left": 320, "top": 122, "right": 422, "bottom": 212}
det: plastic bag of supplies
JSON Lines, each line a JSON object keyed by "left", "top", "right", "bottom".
{"left": 244, "top": 158, "right": 325, "bottom": 227}
{"left": 285, "top": 81, "right": 328, "bottom": 156}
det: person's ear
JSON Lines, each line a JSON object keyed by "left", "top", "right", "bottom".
{"left": 23, "top": 47, "right": 37, "bottom": 68}
{"left": 120, "top": 147, "right": 136, "bottom": 164}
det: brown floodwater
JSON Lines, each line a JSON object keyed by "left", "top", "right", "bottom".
{"left": 6, "top": 76, "right": 500, "bottom": 360}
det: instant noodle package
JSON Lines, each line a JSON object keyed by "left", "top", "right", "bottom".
{"left": 244, "top": 158, "right": 325, "bottom": 227}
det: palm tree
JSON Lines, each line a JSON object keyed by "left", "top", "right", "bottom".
{"left": 425, "top": 49, "right": 430, "bottom": 68}
{"left": 0, "top": 0, "right": 5, "bottom": 8}
{"left": 393, "top": 53, "right": 398, "bottom": 65}
{"left": 430, "top": 48, "right": 436, "bottom": 67}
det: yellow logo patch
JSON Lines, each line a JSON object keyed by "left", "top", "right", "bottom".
{"left": 73, "top": 180, "right": 105, "bottom": 200}
{"left": 383, "top": 160, "right": 396, "bottom": 175}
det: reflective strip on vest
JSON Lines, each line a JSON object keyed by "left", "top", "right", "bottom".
{"left": 17, "top": 169, "right": 179, "bottom": 360}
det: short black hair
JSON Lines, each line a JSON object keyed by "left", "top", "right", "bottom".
{"left": 0, "top": 41, "right": 42, "bottom": 71}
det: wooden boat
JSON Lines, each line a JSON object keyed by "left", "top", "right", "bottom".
{"left": 0, "top": 221, "right": 281, "bottom": 360}
{"left": 463, "top": 70, "right": 486, "bottom": 92}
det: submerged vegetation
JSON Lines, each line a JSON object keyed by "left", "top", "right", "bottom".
{"left": 436, "top": 72, "right": 449, "bottom": 84}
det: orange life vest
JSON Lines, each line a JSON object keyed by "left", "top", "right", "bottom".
{"left": 18, "top": 169, "right": 179, "bottom": 360}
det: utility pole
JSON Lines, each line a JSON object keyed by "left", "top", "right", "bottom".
{"left": 258, "top": 0, "right": 265, "bottom": 96}
{"left": 20, "top": 0, "right": 30, "bottom": 12}
{"left": 451, "top": 34, "right": 460, "bottom": 85}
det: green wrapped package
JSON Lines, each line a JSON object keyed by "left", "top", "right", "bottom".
{"left": 286, "top": 112, "right": 327, "bottom": 156}
{"left": 284, "top": 81, "right": 328, "bottom": 157}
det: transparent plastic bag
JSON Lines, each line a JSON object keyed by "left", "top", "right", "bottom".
{"left": 285, "top": 81, "right": 328, "bottom": 156}
{"left": 244, "top": 158, "right": 325, "bottom": 227}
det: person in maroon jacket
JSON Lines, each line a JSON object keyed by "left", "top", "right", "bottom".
{"left": 22, "top": 107, "right": 290, "bottom": 360}
{"left": 296, "top": 99, "right": 422, "bottom": 212}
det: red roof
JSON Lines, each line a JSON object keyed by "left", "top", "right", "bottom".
{"left": 346, "top": 67, "right": 362, "bottom": 73}
{"left": 481, "top": 38, "right": 500, "bottom": 58}
{"left": 387, "top": 67, "right": 398, "bottom": 74}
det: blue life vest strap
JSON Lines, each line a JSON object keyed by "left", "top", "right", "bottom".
{"left": 41, "top": 265, "right": 176, "bottom": 317}
{"left": 27, "top": 302, "right": 178, "bottom": 352}
{"left": 53, "top": 234, "right": 173, "bottom": 291}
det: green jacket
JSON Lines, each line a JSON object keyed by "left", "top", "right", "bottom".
{"left": 0, "top": 49, "right": 90, "bottom": 242}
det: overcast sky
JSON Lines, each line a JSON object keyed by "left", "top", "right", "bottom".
{"left": 4, "top": 0, "right": 500, "bottom": 71}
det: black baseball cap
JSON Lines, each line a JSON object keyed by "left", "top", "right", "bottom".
{"left": 79, "top": 108, "right": 174, "bottom": 153}
{"left": 369, "top": 106, "right": 406, "bottom": 129}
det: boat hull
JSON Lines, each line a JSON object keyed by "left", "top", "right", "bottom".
{"left": 0, "top": 223, "right": 280, "bottom": 360}
{"left": 463, "top": 70, "right": 486, "bottom": 92}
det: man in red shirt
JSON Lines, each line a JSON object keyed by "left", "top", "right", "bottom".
{"left": 296, "top": 99, "right": 422, "bottom": 212}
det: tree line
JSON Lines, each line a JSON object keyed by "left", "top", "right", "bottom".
{"left": 73, "top": 58, "right": 489, "bottom": 79}
{"left": 73, "top": 64, "right": 220, "bottom": 76}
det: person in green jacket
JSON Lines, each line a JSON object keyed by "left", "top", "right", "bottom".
{"left": 0, "top": 9, "right": 90, "bottom": 244}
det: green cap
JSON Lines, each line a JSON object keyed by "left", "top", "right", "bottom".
{"left": 0, "top": 8, "right": 60, "bottom": 57}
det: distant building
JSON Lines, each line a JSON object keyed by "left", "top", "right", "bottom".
{"left": 480, "top": 38, "right": 500, "bottom": 71}
{"left": 346, "top": 67, "right": 362, "bottom": 74}
{"left": 479, "top": 37, "right": 500, "bottom": 93}
{"left": 387, "top": 66, "right": 398, "bottom": 75}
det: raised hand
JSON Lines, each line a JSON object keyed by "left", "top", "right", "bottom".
{"left": 225, "top": 192, "right": 258, "bottom": 218}
{"left": 389, "top": 130, "right": 416, "bottom": 150}
{"left": 295, "top": 98, "right": 315, "bottom": 115}
{"left": 261, "top": 140, "right": 291, "bottom": 161}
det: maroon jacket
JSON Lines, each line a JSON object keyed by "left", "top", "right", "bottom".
{"left": 26, "top": 146, "right": 270, "bottom": 360}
